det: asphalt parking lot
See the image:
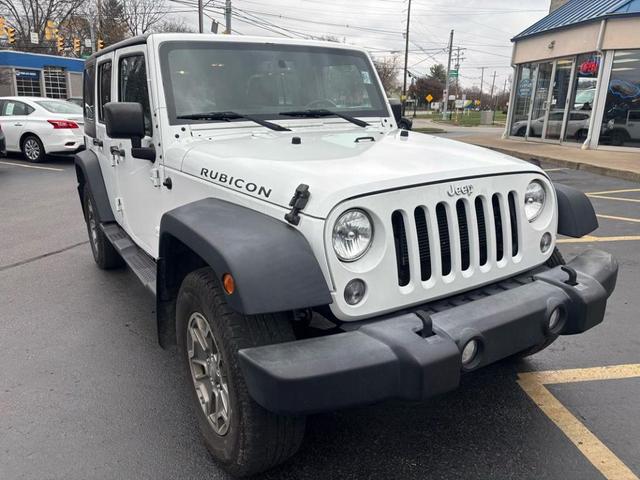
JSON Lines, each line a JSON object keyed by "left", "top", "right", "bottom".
{"left": 1, "top": 152, "right": 639, "bottom": 480}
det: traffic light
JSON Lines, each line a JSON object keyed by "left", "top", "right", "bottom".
{"left": 45, "top": 20, "right": 58, "bottom": 40}
{"left": 56, "top": 35, "right": 64, "bottom": 53}
{"left": 7, "top": 27, "right": 16, "bottom": 44}
{"left": 73, "top": 37, "right": 81, "bottom": 54}
{"left": 0, "top": 17, "right": 5, "bottom": 33}
{"left": 97, "top": 39, "right": 104, "bottom": 51}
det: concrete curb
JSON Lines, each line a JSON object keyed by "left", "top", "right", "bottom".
{"left": 479, "top": 146, "right": 640, "bottom": 184}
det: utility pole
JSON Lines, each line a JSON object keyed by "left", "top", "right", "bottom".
{"left": 401, "top": 0, "right": 412, "bottom": 116}
{"left": 198, "top": 0, "right": 204, "bottom": 33}
{"left": 489, "top": 70, "right": 497, "bottom": 123}
{"left": 225, "top": 0, "right": 232, "bottom": 34}
{"left": 443, "top": 30, "right": 454, "bottom": 118}
{"left": 479, "top": 67, "right": 485, "bottom": 108}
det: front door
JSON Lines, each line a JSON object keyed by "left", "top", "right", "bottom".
{"left": 112, "top": 46, "right": 161, "bottom": 255}
{"left": 529, "top": 62, "right": 553, "bottom": 138}
{"left": 0, "top": 99, "right": 32, "bottom": 151}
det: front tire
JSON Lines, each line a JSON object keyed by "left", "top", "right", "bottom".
{"left": 21, "top": 135, "right": 45, "bottom": 163}
{"left": 176, "top": 268, "right": 305, "bottom": 477}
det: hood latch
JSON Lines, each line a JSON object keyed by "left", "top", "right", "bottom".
{"left": 285, "top": 184, "right": 310, "bottom": 226}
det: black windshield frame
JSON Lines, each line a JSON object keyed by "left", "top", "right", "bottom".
{"left": 159, "top": 40, "right": 390, "bottom": 126}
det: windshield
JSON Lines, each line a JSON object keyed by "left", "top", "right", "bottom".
{"left": 159, "top": 41, "right": 388, "bottom": 124}
{"left": 35, "top": 100, "right": 83, "bottom": 114}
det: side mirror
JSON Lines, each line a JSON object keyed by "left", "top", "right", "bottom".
{"left": 104, "top": 102, "right": 155, "bottom": 162}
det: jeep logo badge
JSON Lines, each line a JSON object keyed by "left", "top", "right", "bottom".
{"left": 447, "top": 184, "right": 474, "bottom": 197}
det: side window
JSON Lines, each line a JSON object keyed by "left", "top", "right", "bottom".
{"left": 3, "top": 101, "right": 32, "bottom": 116}
{"left": 0, "top": 100, "right": 6, "bottom": 116}
{"left": 119, "top": 54, "right": 152, "bottom": 137}
{"left": 629, "top": 111, "right": 640, "bottom": 122}
{"left": 98, "top": 61, "right": 112, "bottom": 123}
{"left": 84, "top": 64, "right": 96, "bottom": 121}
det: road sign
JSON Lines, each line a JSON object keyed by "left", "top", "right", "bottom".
{"left": 84, "top": 39, "right": 92, "bottom": 48}
{"left": 30, "top": 32, "right": 39, "bottom": 44}
{"left": 449, "top": 69, "right": 458, "bottom": 78}
{"left": 426, "top": 94, "right": 433, "bottom": 103}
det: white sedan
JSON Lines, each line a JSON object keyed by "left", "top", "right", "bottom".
{"left": 0, "top": 96, "right": 85, "bottom": 162}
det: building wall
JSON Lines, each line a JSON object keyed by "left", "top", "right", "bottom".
{"left": 68, "top": 72, "right": 83, "bottom": 98}
{"left": 0, "top": 67, "right": 15, "bottom": 96}
{"left": 602, "top": 17, "right": 640, "bottom": 50}
{"left": 513, "top": 22, "right": 601, "bottom": 64}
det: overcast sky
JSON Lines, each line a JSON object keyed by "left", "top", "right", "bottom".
{"left": 169, "top": 0, "right": 552, "bottom": 93}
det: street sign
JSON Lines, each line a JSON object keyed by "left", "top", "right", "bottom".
{"left": 426, "top": 94, "right": 433, "bottom": 103}
{"left": 84, "top": 39, "right": 92, "bottom": 48}
{"left": 454, "top": 99, "right": 464, "bottom": 109}
{"left": 449, "top": 94, "right": 456, "bottom": 101}
{"left": 449, "top": 69, "right": 458, "bottom": 78}
{"left": 30, "top": 32, "right": 39, "bottom": 44}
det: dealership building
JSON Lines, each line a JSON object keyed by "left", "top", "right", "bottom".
{"left": 0, "top": 51, "right": 84, "bottom": 99}
{"left": 506, "top": 0, "right": 640, "bottom": 151}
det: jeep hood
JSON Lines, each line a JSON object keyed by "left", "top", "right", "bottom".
{"left": 179, "top": 128, "right": 543, "bottom": 218}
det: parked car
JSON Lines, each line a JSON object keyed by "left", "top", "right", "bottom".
{"left": 0, "top": 97, "right": 85, "bottom": 162}
{"left": 76, "top": 33, "right": 617, "bottom": 477}
{"left": 602, "top": 110, "right": 640, "bottom": 146}
{"left": 511, "top": 110, "right": 590, "bottom": 141}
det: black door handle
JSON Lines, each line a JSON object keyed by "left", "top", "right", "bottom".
{"left": 92, "top": 138, "right": 103, "bottom": 147}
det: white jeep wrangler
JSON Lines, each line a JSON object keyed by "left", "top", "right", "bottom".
{"left": 75, "top": 33, "right": 618, "bottom": 476}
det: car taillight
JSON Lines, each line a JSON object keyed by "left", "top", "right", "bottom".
{"left": 48, "top": 119, "right": 79, "bottom": 129}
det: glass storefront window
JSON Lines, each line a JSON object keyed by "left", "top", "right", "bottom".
{"left": 599, "top": 49, "right": 640, "bottom": 148}
{"left": 510, "top": 64, "right": 534, "bottom": 136}
{"left": 565, "top": 53, "right": 600, "bottom": 143}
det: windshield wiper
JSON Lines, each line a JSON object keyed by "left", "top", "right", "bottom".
{"left": 279, "top": 109, "right": 369, "bottom": 128}
{"left": 176, "top": 111, "right": 291, "bottom": 132}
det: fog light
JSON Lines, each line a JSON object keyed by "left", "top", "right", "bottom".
{"left": 540, "top": 232, "right": 552, "bottom": 253}
{"left": 548, "top": 307, "right": 561, "bottom": 331}
{"left": 461, "top": 339, "right": 479, "bottom": 366}
{"left": 344, "top": 279, "right": 366, "bottom": 305}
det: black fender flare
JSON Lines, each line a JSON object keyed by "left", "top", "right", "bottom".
{"left": 158, "top": 198, "right": 332, "bottom": 317}
{"left": 553, "top": 183, "right": 598, "bottom": 238}
{"left": 74, "top": 149, "right": 115, "bottom": 222}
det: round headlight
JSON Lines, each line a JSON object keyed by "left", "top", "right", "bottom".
{"left": 332, "top": 209, "right": 373, "bottom": 262}
{"left": 524, "top": 180, "right": 546, "bottom": 222}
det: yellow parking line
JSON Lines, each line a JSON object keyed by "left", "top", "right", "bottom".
{"left": 518, "top": 364, "right": 640, "bottom": 480}
{"left": 587, "top": 188, "right": 640, "bottom": 195}
{"left": 0, "top": 160, "right": 63, "bottom": 172}
{"left": 558, "top": 235, "right": 640, "bottom": 243}
{"left": 597, "top": 214, "right": 640, "bottom": 224}
{"left": 588, "top": 195, "right": 640, "bottom": 204}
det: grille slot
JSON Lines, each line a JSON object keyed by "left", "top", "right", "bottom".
{"left": 456, "top": 200, "right": 470, "bottom": 271}
{"left": 475, "top": 197, "right": 488, "bottom": 266}
{"left": 492, "top": 194, "right": 504, "bottom": 262}
{"left": 508, "top": 192, "right": 519, "bottom": 257}
{"left": 414, "top": 207, "right": 432, "bottom": 281}
{"left": 436, "top": 203, "right": 452, "bottom": 276}
{"left": 391, "top": 211, "right": 410, "bottom": 286}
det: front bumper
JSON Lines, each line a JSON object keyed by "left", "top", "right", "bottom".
{"left": 238, "top": 249, "right": 618, "bottom": 415}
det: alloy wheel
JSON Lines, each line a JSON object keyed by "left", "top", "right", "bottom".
{"left": 24, "top": 139, "right": 40, "bottom": 161}
{"left": 187, "top": 312, "right": 231, "bottom": 436}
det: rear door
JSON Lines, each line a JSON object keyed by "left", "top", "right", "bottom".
{"left": 627, "top": 111, "right": 640, "bottom": 140}
{"left": 92, "top": 53, "right": 120, "bottom": 216}
{"left": 0, "top": 99, "right": 32, "bottom": 151}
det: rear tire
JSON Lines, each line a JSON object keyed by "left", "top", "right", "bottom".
{"left": 82, "top": 187, "right": 123, "bottom": 269}
{"left": 176, "top": 268, "right": 305, "bottom": 477}
{"left": 514, "top": 247, "right": 566, "bottom": 358}
{"left": 21, "top": 135, "right": 45, "bottom": 163}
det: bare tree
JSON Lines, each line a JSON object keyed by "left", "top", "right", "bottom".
{"left": 0, "top": 0, "right": 85, "bottom": 53}
{"left": 100, "top": 0, "right": 127, "bottom": 46}
{"left": 154, "top": 18, "right": 195, "bottom": 33}
{"left": 122, "top": 0, "right": 166, "bottom": 36}
{"left": 373, "top": 57, "right": 399, "bottom": 95}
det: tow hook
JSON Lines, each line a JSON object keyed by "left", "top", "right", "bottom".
{"left": 416, "top": 310, "right": 434, "bottom": 338}
{"left": 285, "top": 184, "right": 310, "bottom": 226}
{"left": 561, "top": 265, "right": 579, "bottom": 286}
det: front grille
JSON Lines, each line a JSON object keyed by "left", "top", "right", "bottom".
{"left": 392, "top": 190, "right": 521, "bottom": 286}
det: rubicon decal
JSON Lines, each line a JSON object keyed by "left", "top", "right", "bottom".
{"left": 200, "top": 168, "right": 273, "bottom": 199}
